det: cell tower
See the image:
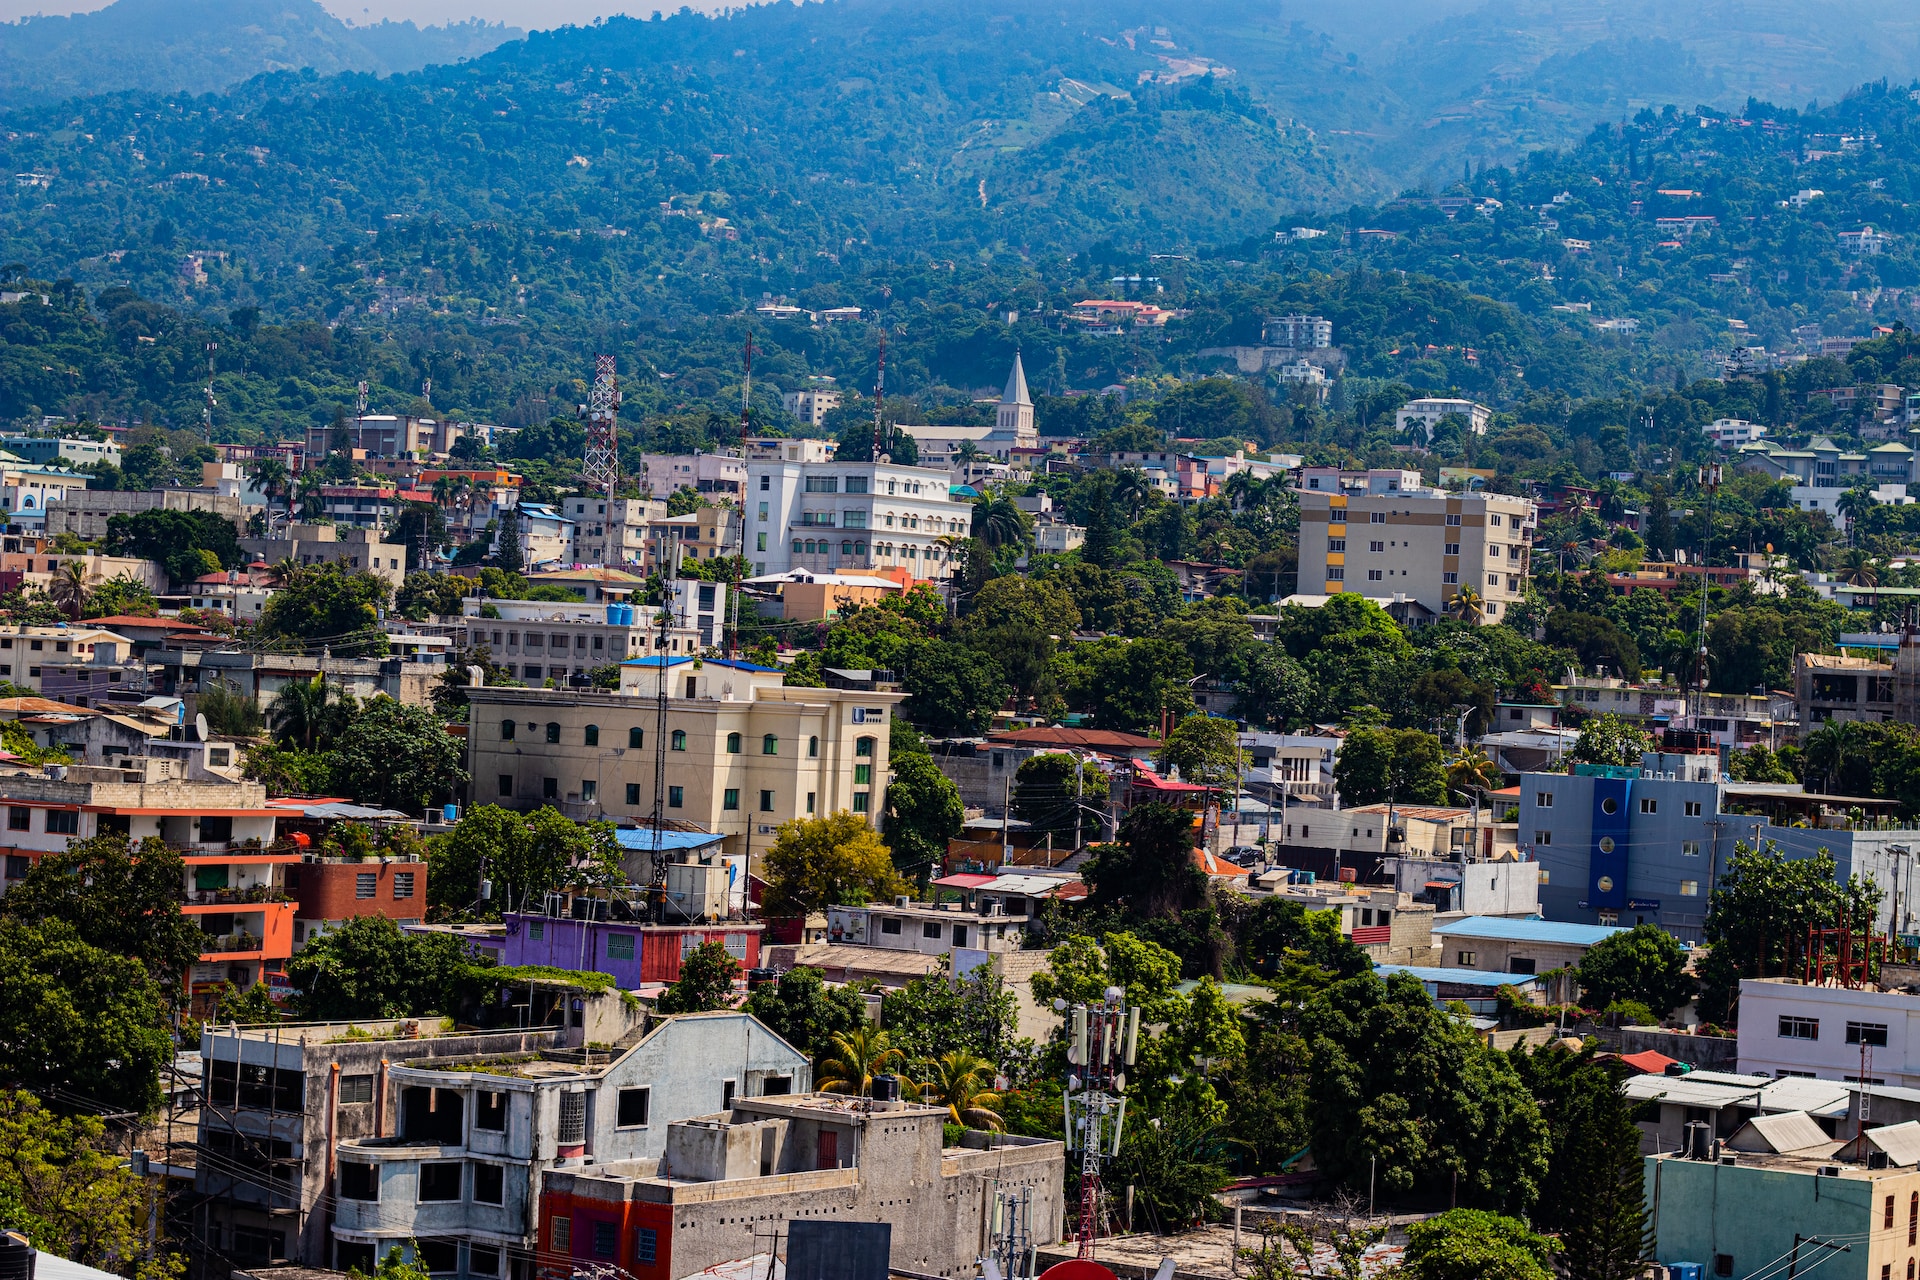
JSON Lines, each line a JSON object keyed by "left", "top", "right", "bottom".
{"left": 584, "top": 354, "right": 620, "bottom": 500}
{"left": 1058, "top": 987, "right": 1138, "bottom": 1261}
{"left": 202, "top": 341, "right": 218, "bottom": 438}
{"left": 872, "top": 332, "right": 890, "bottom": 462}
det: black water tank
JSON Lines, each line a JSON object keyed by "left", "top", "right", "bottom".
{"left": 870, "top": 1073, "right": 901, "bottom": 1103}
{"left": 746, "top": 967, "right": 779, "bottom": 990}
{"left": 0, "top": 1231, "right": 36, "bottom": 1280}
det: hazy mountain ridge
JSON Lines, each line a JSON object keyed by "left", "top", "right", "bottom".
{"left": 0, "top": 0, "right": 522, "bottom": 107}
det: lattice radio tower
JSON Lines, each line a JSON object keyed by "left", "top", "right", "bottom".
{"left": 584, "top": 354, "right": 620, "bottom": 501}
{"left": 1059, "top": 987, "right": 1139, "bottom": 1261}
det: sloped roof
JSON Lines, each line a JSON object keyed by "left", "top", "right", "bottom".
{"left": 1002, "top": 351, "right": 1032, "bottom": 407}
{"left": 1725, "top": 1110, "right": 1834, "bottom": 1154}
{"left": 1838, "top": 1120, "right": 1920, "bottom": 1166}
{"left": 1432, "top": 916, "right": 1629, "bottom": 947}
{"left": 987, "top": 726, "right": 1162, "bottom": 751}
{"left": 1618, "top": 1050, "right": 1679, "bottom": 1074}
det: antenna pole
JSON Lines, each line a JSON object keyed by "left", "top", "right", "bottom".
{"left": 203, "top": 341, "right": 218, "bottom": 440}
{"left": 585, "top": 354, "right": 621, "bottom": 510}
{"left": 873, "top": 332, "right": 889, "bottom": 462}
{"left": 649, "top": 549, "right": 675, "bottom": 920}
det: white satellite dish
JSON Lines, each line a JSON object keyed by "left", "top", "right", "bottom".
{"left": 194, "top": 713, "right": 209, "bottom": 742}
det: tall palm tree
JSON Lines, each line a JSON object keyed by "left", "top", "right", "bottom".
{"left": 907, "top": 1051, "right": 1005, "bottom": 1131}
{"left": 1836, "top": 484, "right": 1876, "bottom": 546}
{"left": 295, "top": 473, "right": 325, "bottom": 522}
{"left": 1448, "top": 584, "right": 1485, "bottom": 624}
{"left": 1446, "top": 748, "right": 1503, "bottom": 802}
{"left": 972, "top": 495, "right": 1031, "bottom": 552}
{"left": 47, "top": 560, "right": 96, "bottom": 620}
{"left": 1838, "top": 547, "right": 1881, "bottom": 587}
{"left": 1110, "top": 467, "right": 1154, "bottom": 520}
{"left": 1221, "top": 470, "right": 1258, "bottom": 512}
{"left": 269, "top": 675, "right": 337, "bottom": 752}
{"left": 816, "top": 1026, "right": 902, "bottom": 1097}
{"left": 247, "top": 457, "right": 291, "bottom": 521}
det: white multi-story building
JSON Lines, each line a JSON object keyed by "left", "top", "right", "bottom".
{"left": 1706, "top": 418, "right": 1768, "bottom": 448}
{"left": 1296, "top": 482, "right": 1535, "bottom": 622}
{"left": 562, "top": 496, "right": 665, "bottom": 568}
{"left": 781, "top": 379, "right": 842, "bottom": 429}
{"left": 1737, "top": 978, "right": 1920, "bottom": 1086}
{"left": 1394, "top": 398, "right": 1493, "bottom": 442}
{"left": 1263, "top": 314, "right": 1334, "bottom": 349}
{"left": 897, "top": 354, "right": 1038, "bottom": 463}
{"left": 639, "top": 451, "right": 747, "bottom": 502}
{"left": 745, "top": 457, "right": 967, "bottom": 581}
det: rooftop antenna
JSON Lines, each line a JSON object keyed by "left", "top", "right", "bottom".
{"left": 356, "top": 380, "right": 369, "bottom": 418}
{"left": 1061, "top": 987, "right": 1137, "bottom": 1263}
{"left": 203, "top": 341, "right": 217, "bottom": 440}
{"left": 584, "top": 354, "right": 620, "bottom": 508}
{"left": 873, "top": 331, "right": 890, "bottom": 464}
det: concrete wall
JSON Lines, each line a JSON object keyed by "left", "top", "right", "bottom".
{"left": 1736, "top": 978, "right": 1920, "bottom": 1087}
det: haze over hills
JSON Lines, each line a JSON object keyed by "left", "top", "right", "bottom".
{"left": 0, "top": 0, "right": 521, "bottom": 106}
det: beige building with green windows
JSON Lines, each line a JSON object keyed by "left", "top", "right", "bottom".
{"left": 463, "top": 657, "right": 900, "bottom": 854}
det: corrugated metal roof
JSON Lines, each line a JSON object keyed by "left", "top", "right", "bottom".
{"left": 1374, "top": 964, "right": 1544, "bottom": 989}
{"left": 1432, "top": 916, "right": 1629, "bottom": 946}
{"left": 1622, "top": 1072, "right": 1852, "bottom": 1117}
{"left": 1840, "top": 1120, "right": 1920, "bottom": 1166}
{"left": 613, "top": 828, "right": 727, "bottom": 853}
{"left": 1726, "top": 1110, "right": 1833, "bottom": 1153}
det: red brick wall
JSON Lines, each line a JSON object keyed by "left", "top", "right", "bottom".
{"left": 291, "top": 860, "right": 427, "bottom": 921}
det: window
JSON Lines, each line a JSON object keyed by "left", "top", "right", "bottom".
{"left": 476, "top": 1090, "right": 507, "bottom": 1131}
{"left": 1682, "top": 841, "right": 1701, "bottom": 857}
{"left": 763, "top": 734, "right": 778, "bottom": 755}
{"left": 356, "top": 873, "right": 377, "bottom": 899}
{"left": 1328, "top": 539, "right": 1346, "bottom": 552}
{"left": 760, "top": 790, "right": 775, "bottom": 812}
{"left": 1490, "top": 514, "right": 1504, "bottom": 527}
{"left": 618, "top": 1087, "right": 651, "bottom": 1127}
{"left": 499, "top": 775, "right": 513, "bottom": 797}
{"left": 5, "top": 854, "right": 27, "bottom": 879}
{"left": 584, "top": 724, "right": 599, "bottom": 747}
{"left": 394, "top": 872, "right": 415, "bottom": 899}
{"left": 1535, "top": 792, "right": 1553, "bottom": 808}
{"left": 808, "top": 736, "right": 819, "bottom": 758}
{"left": 671, "top": 730, "right": 686, "bottom": 751}
{"left": 1445, "top": 543, "right": 1460, "bottom": 556}
{"left": 1713, "top": 1258, "right": 1732, "bottom": 1279}
{"left": 545, "top": 722, "right": 561, "bottom": 744}
{"left": 628, "top": 727, "right": 644, "bottom": 748}
{"left": 1779, "top": 1016, "right": 1820, "bottom": 1040}
{"left": 760, "top": 475, "right": 770, "bottom": 491}
{"left": 724, "top": 788, "right": 740, "bottom": 811}
{"left": 46, "top": 809, "right": 76, "bottom": 835}
{"left": 1679, "top": 880, "right": 1699, "bottom": 897}
{"left": 923, "top": 921, "right": 943, "bottom": 939}
{"left": 559, "top": 1092, "right": 586, "bottom": 1145}
{"left": 1849, "top": 1021, "right": 1891, "bottom": 1047}
{"left": 856, "top": 736, "right": 874, "bottom": 757}
{"left": 668, "top": 786, "right": 684, "bottom": 808}
{"left": 581, "top": 781, "right": 596, "bottom": 803}
{"left": 1443, "top": 572, "right": 1459, "bottom": 585}
{"left": 1446, "top": 513, "right": 1462, "bottom": 526}
{"left": 340, "top": 1073, "right": 375, "bottom": 1104}
{"left": 845, "top": 476, "right": 869, "bottom": 494}
{"left": 550, "top": 1218, "right": 571, "bottom": 1254}
{"left": 880, "top": 917, "right": 903, "bottom": 935}
{"left": 805, "top": 476, "right": 839, "bottom": 493}
{"left": 952, "top": 925, "right": 969, "bottom": 947}
{"left": 419, "top": 1163, "right": 463, "bottom": 1201}
{"left": 1367, "top": 569, "right": 1383, "bottom": 581}
{"left": 1535, "top": 831, "right": 1551, "bottom": 845}
{"left": 1326, "top": 566, "right": 1344, "bottom": 581}
{"left": 593, "top": 1223, "right": 616, "bottom": 1258}
{"left": 543, "top": 778, "right": 557, "bottom": 799}
{"left": 1908, "top": 1191, "right": 1915, "bottom": 1245}
{"left": 807, "top": 792, "right": 816, "bottom": 813}
{"left": 1890, "top": 1196, "right": 1898, "bottom": 1230}
{"left": 473, "top": 1164, "right": 504, "bottom": 1205}
{"left": 636, "top": 1228, "right": 658, "bottom": 1265}
{"left": 530, "top": 922, "right": 543, "bottom": 941}
{"left": 1640, "top": 798, "right": 1658, "bottom": 814}
{"left": 1457, "top": 951, "right": 1477, "bottom": 966}
{"left": 6, "top": 806, "right": 26, "bottom": 831}
{"left": 339, "top": 1161, "right": 378, "bottom": 1199}
{"left": 1369, "top": 512, "right": 1386, "bottom": 524}
{"left": 607, "top": 934, "right": 634, "bottom": 961}
{"left": 626, "top": 783, "right": 641, "bottom": 805}
{"left": 1487, "top": 573, "right": 1499, "bottom": 586}
{"left": 757, "top": 533, "right": 767, "bottom": 551}
{"left": 1369, "top": 540, "right": 1384, "bottom": 553}
{"left": 1685, "top": 801, "right": 1703, "bottom": 816}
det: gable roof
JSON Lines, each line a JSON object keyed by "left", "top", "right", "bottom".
{"left": 1838, "top": 1120, "right": 1920, "bottom": 1166}
{"left": 1432, "top": 916, "right": 1629, "bottom": 947}
{"left": 1724, "top": 1110, "right": 1835, "bottom": 1154}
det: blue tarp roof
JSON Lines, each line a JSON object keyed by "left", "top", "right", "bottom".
{"left": 614, "top": 828, "right": 727, "bottom": 853}
{"left": 1432, "top": 915, "right": 1628, "bottom": 946}
{"left": 619, "top": 656, "right": 783, "bottom": 673}
{"left": 1375, "top": 964, "right": 1545, "bottom": 989}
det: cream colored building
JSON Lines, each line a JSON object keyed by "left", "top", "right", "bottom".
{"left": 563, "top": 495, "right": 666, "bottom": 568}
{"left": 1297, "top": 485, "right": 1534, "bottom": 622}
{"left": 0, "top": 624, "right": 135, "bottom": 691}
{"left": 465, "top": 658, "right": 900, "bottom": 856}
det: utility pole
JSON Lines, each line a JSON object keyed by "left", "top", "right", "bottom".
{"left": 873, "top": 332, "right": 889, "bottom": 462}
{"left": 1690, "top": 463, "right": 1722, "bottom": 726}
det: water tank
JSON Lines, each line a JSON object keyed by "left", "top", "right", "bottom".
{"left": 871, "top": 1074, "right": 901, "bottom": 1103}
{"left": 0, "top": 1232, "right": 34, "bottom": 1280}
{"left": 607, "top": 603, "right": 623, "bottom": 625}
{"left": 443, "top": 804, "right": 460, "bottom": 824}
{"left": 620, "top": 603, "right": 636, "bottom": 625}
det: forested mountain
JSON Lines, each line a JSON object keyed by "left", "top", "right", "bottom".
{"left": 0, "top": 0, "right": 520, "bottom": 107}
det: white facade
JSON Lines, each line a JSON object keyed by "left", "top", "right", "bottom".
{"left": 781, "top": 384, "right": 842, "bottom": 429}
{"left": 1395, "top": 398, "right": 1493, "bottom": 441}
{"left": 826, "top": 901, "right": 1027, "bottom": 954}
{"left": 1737, "top": 978, "right": 1920, "bottom": 1086}
{"left": 563, "top": 496, "right": 664, "bottom": 569}
{"left": 640, "top": 451, "right": 747, "bottom": 501}
{"left": 746, "top": 458, "right": 966, "bottom": 581}
{"left": 1706, "top": 418, "right": 1769, "bottom": 448}
{"left": 897, "top": 354, "right": 1037, "bottom": 462}
{"left": 1263, "top": 314, "right": 1334, "bottom": 349}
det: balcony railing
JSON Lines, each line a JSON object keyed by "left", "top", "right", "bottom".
{"left": 201, "top": 933, "right": 266, "bottom": 954}
{"left": 186, "top": 888, "right": 293, "bottom": 906}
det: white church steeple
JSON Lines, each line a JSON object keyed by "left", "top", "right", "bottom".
{"left": 993, "top": 350, "right": 1036, "bottom": 447}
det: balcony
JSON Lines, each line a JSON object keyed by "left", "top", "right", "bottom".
{"left": 185, "top": 887, "right": 292, "bottom": 907}
{"left": 201, "top": 932, "right": 268, "bottom": 954}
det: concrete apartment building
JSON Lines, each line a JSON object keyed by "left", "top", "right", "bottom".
{"left": 458, "top": 584, "right": 727, "bottom": 682}
{"left": 563, "top": 496, "right": 666, "bottom": 568}
{"left": 647, "top": 506, "right": 740, "bottom": 571}
{"left": 1263, "top": 313, "right": 1334, "bottom": 348}
{"left": 1736, "top": 977, "right": 1920, "bottom": 1087}
{"left": 1432, "top": 916, "right": 1626, "bottom": 977}
{"left": 825, "top": 900, "right": 1029, "bottom": 954}
{"left": 746, "top": 457, "right": 968, "bottom": 582}
{"left": 330, "top": 1014, "right": 810, "bottom": 1280}
{"left": 640, "top": 452, "right": 747, "bottom": 501}
{"left": 155, "top": 650, "right": 443, "bottom": 715}
{"left": 1297, "top": 480, "right": 1535, "bottom": 622}
{"left": 303, "top": 414, "right": 469, "bottom": 463}
{"left": 288, "top": 854, "right": 428, "bottom": 953}
{"left": 537, "top": 1095, "right": 1064, "bottom": 1280}
{"left": 466, "top": 657, "right": 900, "bottom": 855}
{"left": 0, "top": 624, "right": 133, "bottom": 692}
{"left": 781, "top": 379, "right": 842, "bottom": 428}
{"left": 1797, "top": 648, "right": 1920, "bottom": 737}
{"left": 45, "top": 487, "right": 246, "bottom": 540}
{"left": 0, "top": 434, "right": 122, "bottom": 468}
{"left": 239, "top": 525, "right": 408, "bottom": 590}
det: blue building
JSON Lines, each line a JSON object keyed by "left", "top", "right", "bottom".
{"left": 1523, "top": 749, "right": 1915, "bottom": 942}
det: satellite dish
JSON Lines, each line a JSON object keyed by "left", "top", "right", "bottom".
{"left": 194, "top": 713, "right": 210, "bottom": 742}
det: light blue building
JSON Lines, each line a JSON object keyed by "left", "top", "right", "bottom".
{"left": 1523, "top": 750, "right": 1917, "bottom": 942}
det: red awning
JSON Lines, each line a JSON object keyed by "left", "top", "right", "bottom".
{"left": 1424, "top": 881, "right": 1456, "bottom": 890}
{"left": 1618, "top": 1050, "right": 1679, "bottom": 1075}
{"left": 932, "top": 873, "right": 998, "bottom": 889}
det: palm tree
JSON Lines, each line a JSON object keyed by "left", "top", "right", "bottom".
{"left": 47, "top": 560, "right": 96, "bottom": 620}
{"left": 816, "top": 1026, "right": 902, "bottom": 1097}
{"left": 1446, "top": 747, "right": 1503, "bottom": 802}
{"left": 907, "top": 1051, "right": 1005, "bottom": 1131}
{"left": 264, "top": 557, "right": 300, "bottom": 589}
{"left": 295, "top": 473, "right": 325, "bottom": 522}
{"left": 971, "top": 495, "right": 1031, "bottom": 552}
{"left": 1110, "top": 467, "right": 1154, "bottom": 520}
{"left": 1838, "top": 547, "right": 1881, "bottom": 587}
{"left": 1836, "top": 484, "right": 1876, "bottom": 546}
{"left": 1448, "top": 584, "right": 1485, "bottom": 624}
{"left": 1221, "top": 470, "right": 1259, "bottom": 512}
{"left": 269, "top": 675, "right": 337, "bottom": 752}
{"left": 247, "top": 457, "right": 290, "bottom": 521}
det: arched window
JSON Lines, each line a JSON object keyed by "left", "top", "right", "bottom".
{"left": 727, "top": 732, "right": 742, "bottom": 754}
{"left": 856, "top": 736, "right": 875, "bottom": 758}
{"left": 791, "top": 539, "right": 803, "bottom": 553}
{"left": 1909, "top": 1191, "right": 1917, "bottom": 1246}
{"left": 671, "top": 730, "right": 687, "bottom": 751}
{"left": 855, "top": 541, "right": 868, "bottom": 555}
{"left": 545, "top": 722, "right": 561, "bottom": 744}
{"left": 584, "top": 724, "right": 599, "bottom": 747}
{"left": 501, "top": 720, "right": 516, "bottom": 741}
{"left": 842, "top": 540, "right": 853, "bottom": 555}
{"left": 808, "top": 735, "right": 819, "bottom": 758}
{"left": 762, "top": 734, "right": 778, "bottom": 755}
{"left": 628, "top": 727, "right": 643, "bottom": 749}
